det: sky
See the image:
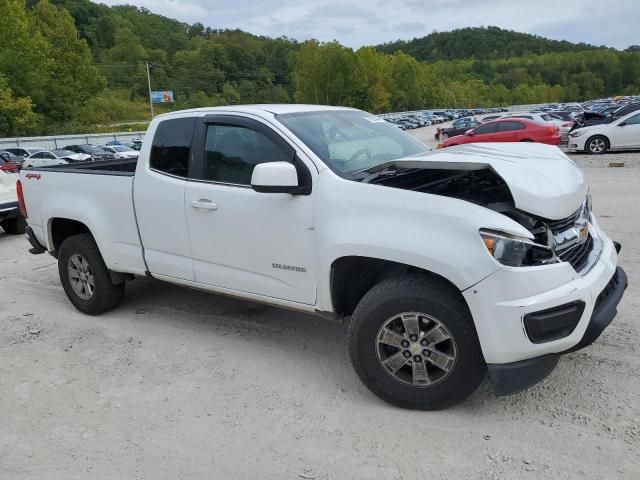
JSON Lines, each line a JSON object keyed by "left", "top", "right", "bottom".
{"left": 98, "top": 0, "right": 639, "bottom": 49}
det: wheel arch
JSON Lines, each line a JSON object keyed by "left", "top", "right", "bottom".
{"left": 329, "top": 256, "right": 470, "bottom": 319}
{"left": 48, "top": 217, "right": 93, "bottom": 257}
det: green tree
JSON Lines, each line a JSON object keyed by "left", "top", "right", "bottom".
{"left": 0, "top": 0, "right": 48, "bottom": 102}
{"left": 0, "top": 75, "right": 39, "bottom": 136}
{"left": 29, "top": 0, "right": 105, "bottom": 122}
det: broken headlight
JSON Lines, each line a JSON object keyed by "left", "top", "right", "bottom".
{"left": 480, "top": 229, "right": 557, "bottom": 267}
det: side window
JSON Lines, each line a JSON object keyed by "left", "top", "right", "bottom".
{"left": 150, "top": 117, "right": 196, "bottom": 177}
{"left": 624, "top": 113, "right": 640, "bottom": 125}
{"left": 202, "top": 124, "right": 291, "bottom": 185}
{"left": 474, "top": 123, "right": 498, "bottom": 134}
{"left": 498, "top": 121, "right": 525, "bottom": 132}
{"left": 45, "top": 153, "right": 56, "bottom": 159}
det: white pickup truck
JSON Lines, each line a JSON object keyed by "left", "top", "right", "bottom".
{"left": 19, "top": 105, "right": 627, "bottom": 409}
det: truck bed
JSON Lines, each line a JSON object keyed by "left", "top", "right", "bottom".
{"left": 26, "top": 158, "right": 137, "bottom": 175}
{"left": 19, "top": 159, "right": 147, "bottom": 276}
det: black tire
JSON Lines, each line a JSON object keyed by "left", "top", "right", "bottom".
{"left": 586, "top": 135, "right": 609, "bottom": 154}
{"left": 58, "top": 233, "right": 125, "bottom": 315}
{"left": 1, "top": 216, "right": 26, "bottom": 234}
{"left": 348, "top": 275, "right": 485, "bottom": 410}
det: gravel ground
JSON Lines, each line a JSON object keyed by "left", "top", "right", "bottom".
{"left": 1, "top": 132, "right": 639, "bottom": 479}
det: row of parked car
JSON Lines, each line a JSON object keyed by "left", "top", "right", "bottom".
{"left": 385, "top": 108, "right": 510, "bottom": 130}
{"left": 425, "top": 97, "right": 640, "bottom": 154}
{"left": 0, "top": 140, "right": 142, "bottom": 170}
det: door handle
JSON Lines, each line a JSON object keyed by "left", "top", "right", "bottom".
{"left": 190, "top": 199, "right": 218, "bottom": 210}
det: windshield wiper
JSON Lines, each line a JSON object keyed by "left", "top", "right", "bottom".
{"left": 360, "top": 166, "right": 402, "bottom": 183}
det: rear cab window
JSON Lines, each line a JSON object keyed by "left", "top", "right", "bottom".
{"left": 150, "top": 117, "right": 196, "bottom": 178}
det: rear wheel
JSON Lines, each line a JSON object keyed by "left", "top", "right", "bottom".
{"left": 58, "top": 233, "right": 125, "bottom": 315}
{"left": 586, "top": 135, "right": 608, "bottom": 154}
{"left": 1, "top": 216, "right": 26, "bottom": 234}
{"left": 348, "top": 275, "right": 485, "bottom": 410}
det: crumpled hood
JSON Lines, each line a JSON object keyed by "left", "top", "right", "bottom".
{"left": 392, "top": 142, "right": 587, "bottom": 219}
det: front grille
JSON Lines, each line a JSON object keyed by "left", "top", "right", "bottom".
{"left": 545, "top": 208, "right": 582, "bottom": 231}
{"left": 556, "top": 234, "right": 593, "bottom": 272}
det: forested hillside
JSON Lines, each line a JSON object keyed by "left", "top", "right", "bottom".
{"left": 376, "top": 26, "right": 606, "bottom": 61}
{"left": 1, "top": 0, "right": 639, "bottom": 136}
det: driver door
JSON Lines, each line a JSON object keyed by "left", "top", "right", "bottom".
{"left": 184, "top": 115, "right": 317, "bottom": 305}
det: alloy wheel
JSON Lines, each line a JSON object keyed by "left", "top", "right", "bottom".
{"left": 67, "top": 253, "right": 95, "bottom": 300}
{"left": 375, "top": 312, "right": 458, "bottom": 387}
{"left": 589, "top": 138, "right": 606, "bottom": 153}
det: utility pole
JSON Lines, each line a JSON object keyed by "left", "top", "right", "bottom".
{"left": 145, "top": 61, "right": 154, "bottom": 119}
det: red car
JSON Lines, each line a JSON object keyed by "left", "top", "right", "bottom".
{"left": 439, "top": 119, "right": 560, "bottom": 148}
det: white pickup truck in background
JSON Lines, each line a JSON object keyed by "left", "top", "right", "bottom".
{"left": 18, "top": 105, "right": 627, "bottom": 409}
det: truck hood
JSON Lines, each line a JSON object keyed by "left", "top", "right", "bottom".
{"left": 378, "top": 142, "right": 587, "bottom": 219}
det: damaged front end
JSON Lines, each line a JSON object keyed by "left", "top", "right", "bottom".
{"left": 362, "top": 163, "right": 596, "bottom": 274}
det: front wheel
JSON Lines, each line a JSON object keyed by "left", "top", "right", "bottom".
{"left": 586, "top": 135, "right": 608, "bottom": 154}
{"left": 347, "top": 275, "right": 485, "bottom": 410}
{"left": 58, "top": 233, "right": 125, "bottom": 315}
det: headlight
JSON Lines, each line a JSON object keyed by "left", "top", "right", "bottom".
{"left": 569, "top": 130, "right": 586, "bottom": 138}
{"left": 480, "top": 229, "right": 557, "bottom": 267}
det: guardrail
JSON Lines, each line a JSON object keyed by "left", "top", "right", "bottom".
{"left": 0, "top": 131, "right": 147, "bottom": 151}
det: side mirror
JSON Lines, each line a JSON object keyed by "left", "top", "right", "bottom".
{"left": 618, "top": 121, "right": 627, "bottom": 127}
{"left": 251, "top": 161, "right": 300, "bottom": 194}
{"left": 466, "top": 130, "right": 475, "bottom": 136}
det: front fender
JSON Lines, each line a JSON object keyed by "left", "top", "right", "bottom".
{"left": 313, "top": 173, "right": 525, "bottom": 312}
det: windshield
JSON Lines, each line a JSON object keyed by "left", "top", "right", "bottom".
{"left": 112, "top": 145, "right": 131, "bottom": 152}
{"left": 276, "top": 110, "right": 430, "bottom": 174}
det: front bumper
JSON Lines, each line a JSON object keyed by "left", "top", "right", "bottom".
{"left": 567, "top": 135, "right": 587, "bottom": 151}
{"left": 487, "top": 266, "right": 627, "bottom": 395}
{"left": 464, "top": 217, "right": 627, "bottom": 395}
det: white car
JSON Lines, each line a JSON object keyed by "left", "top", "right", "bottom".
{"left": 100, "top": 145, "right": 139, "bottom": 159}
{"left": 19, "top": 104, "right": 627, "bottom": 410}
{"left": 567, "top": 110, "right": 640, "bottom": 154}
{"left": 0, "top": 155, "right": 24, "bottom": 234}
{"left": 2, "top": 147, "right": 44, "bottom": 165}
{"left": 23, "top": 149, "right": 91, "bottom": 169}
{"left": 500, "top": 112, "right": 572, "bottom": 142}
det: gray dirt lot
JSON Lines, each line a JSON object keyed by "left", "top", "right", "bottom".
{"left": 1, "top": 125, "right": 639, "bottom": 479}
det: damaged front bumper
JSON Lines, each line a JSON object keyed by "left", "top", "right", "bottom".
{"left": 487, "top": 265, "right": 627, "bottom": 395}
{"left": 464, "top": 211, "right": 628, "bottom": 395}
